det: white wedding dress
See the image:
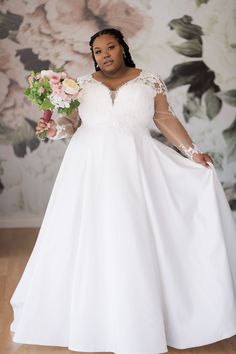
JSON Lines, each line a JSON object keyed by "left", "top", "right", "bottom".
{"left": 10, "top": 70, "right": 236, "bottom": 354}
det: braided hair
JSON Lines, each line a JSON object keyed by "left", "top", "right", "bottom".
{"left": 89, "top": 28, "right": 136, "bottom": 71}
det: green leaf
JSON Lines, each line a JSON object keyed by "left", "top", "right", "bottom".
{"left": 215, "top": 90, "right": 236, "bottom": 107}
{"left": 16, "top": 48, "right": 50, "bottom": 72}
{"left": 55, "top": 67, "right": 65, "bottom": 72}
{"left": 183, "top": 92, "right": 202, "bottom": 121}
{"left": 0, "top": 10, "right": 23, "bottom": 39}
{"left": 24, "top": 87, "right": 31, "bottom": 96}
{"left": 57, "top": 100, "right": 80, "bottom": 116}
{"left": 170, "top": 38, "right": 202, "bottom": 57}
{"left": 168, "top": 15, "right": 203, "bottom": 40}
{"left": 195, "top": 0, "right": 209, "bottom": 6}
{"left": 222, "top": 118, "right": 236, "bottom": 163}
{"left": 204, "top": 89, "right": 222, "bottom": 120}
{"left": 40, "top": 99, "right": 54, "bottom": 111}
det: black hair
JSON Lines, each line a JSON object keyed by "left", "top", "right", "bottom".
{"left": 89, "top": 28, "right": 136, "bottom": 71}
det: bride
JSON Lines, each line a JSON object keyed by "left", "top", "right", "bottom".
{"left": 11, "top": 28, "right": 236, "bottom": 354}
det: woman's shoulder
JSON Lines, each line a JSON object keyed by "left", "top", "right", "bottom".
{"left": 140, "top": 69, "right": 164, "bottom": 82}
{"left": 140, "top": 69, "right": 167, "bottom": 94}
{"left": 76, "top": 73, "right": 93, "bottom": 86}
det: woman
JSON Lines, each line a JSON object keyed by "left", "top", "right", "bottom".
{"left": 10, "top": 28, "right": 236, "bottom": 354}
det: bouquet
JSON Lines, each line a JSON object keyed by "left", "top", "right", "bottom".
{"left": 24, "top": 69, "right": 80, "bottom": 140}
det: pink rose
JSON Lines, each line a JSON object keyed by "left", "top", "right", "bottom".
{"left": 27, "top": 75, "right": 33, "bottom": 87}
{"left": 50, "top": 73, "right": 61, "bottom": 85}
{"left": 60, "top": 72, "right": 67, "bottom": 79}
{"left": 51, "top": 83, "right": 63, "bottom": 95}
{"left": 38, "top": 87, "right": 45, "bottom": 94}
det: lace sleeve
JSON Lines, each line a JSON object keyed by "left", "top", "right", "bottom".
{"left": 153, "top": 75, "right": 203, "bottom": 160}
{"left": 49, "top": 109, "right": 81, "bottom": 140}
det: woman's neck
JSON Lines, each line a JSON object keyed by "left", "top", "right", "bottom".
{"left": 99, "top": 66, "right": 132, "bottom": 80}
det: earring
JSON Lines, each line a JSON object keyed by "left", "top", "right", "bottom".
{"left": 95, "top": 63, "right": 99, "bottom": 69}
{"left": 123, "top": 51, "right": 126, "bottom": 58}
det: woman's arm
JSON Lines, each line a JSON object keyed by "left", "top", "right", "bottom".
{"left": 153, "top": 77, "right": 213, "bottom": 167}
{"left": 49, "top": 110, "right": 82, "bottom": 140}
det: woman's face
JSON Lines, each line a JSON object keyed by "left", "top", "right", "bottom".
{"left": 92, "top": 34, "right": 125, "bottom": 74}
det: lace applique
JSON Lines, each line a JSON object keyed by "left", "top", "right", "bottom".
{"left": 137, "top": 71, "right": 167, "bottom": 94}
{"left": 49, "top": 111, "right": 80, "bottom": 140}
{"left": 138, "top": 71, "right": 175, "bottom": 115}
{"left": 77, "top": 74, "right": 93, "bottom": 87}
{"left": 49, "top": 121, "right": 68, "bottom": 140}
{"left": 148, "top": 70, "right": 204, "bottom": 160}
{"left": 178, "top": 142, "right": 203, "bottom": 159}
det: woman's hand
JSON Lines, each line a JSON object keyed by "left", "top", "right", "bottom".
{"left": 192, "top": 153, "right": 214, "bottom": 168}
{"left": 35, "top": 118, "right": 57, "bottom": 138}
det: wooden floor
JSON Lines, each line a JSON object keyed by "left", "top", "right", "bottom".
{"left": 0, "top": 228, "right": 235, "bottom": 354}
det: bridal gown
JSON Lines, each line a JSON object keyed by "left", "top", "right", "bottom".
{"left": 10, "top": 70, "right": 236, "bottom": 354}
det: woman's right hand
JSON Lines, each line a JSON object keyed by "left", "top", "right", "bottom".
{"left": 35, "top": 118, "right": 57, "bottom": 138}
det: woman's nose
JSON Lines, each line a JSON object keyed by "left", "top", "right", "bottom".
{"left": 103, "top": 51, "right": 110, "bottom": 58}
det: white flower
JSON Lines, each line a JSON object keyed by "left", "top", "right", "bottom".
{"left": 49, "top": 93, "right": 71, "bottom": 109}
{"left": 40, "top": 70, "right": 54, "bottom": 79}
{"left": 62, "top": 79, "right": 79, "bottom": 95}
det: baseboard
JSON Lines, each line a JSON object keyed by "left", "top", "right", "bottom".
{"left": 0, "top": 215, "right": 43, "bottom": 228}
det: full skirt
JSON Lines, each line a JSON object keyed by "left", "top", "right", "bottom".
{"left": 10, "top": 125, "right": 236, "bottom": 354}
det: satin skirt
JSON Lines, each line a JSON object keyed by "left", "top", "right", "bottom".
{"left": 10, "top": 125, "right": 236, "bottom": 354}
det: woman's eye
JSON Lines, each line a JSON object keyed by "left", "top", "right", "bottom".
{"left": 94, "top": 45, "right": 115, "bottom": 55}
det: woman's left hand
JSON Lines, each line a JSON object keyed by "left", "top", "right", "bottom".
{"left": 192, "top": 153, "right": 214, "bottom": 168}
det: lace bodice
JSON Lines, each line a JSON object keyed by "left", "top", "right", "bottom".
{"left": 50, "top": 70, "right": 202, "bottom": 159}
{"left": 77, "top": 70, "right": 174, "bottom": 112}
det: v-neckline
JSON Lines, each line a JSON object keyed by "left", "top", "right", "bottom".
{"left": 91, "top": 69, "right": 143, "bottom": 93}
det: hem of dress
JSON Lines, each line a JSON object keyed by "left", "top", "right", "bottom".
{"left": 167, "top": 327, "right": 236, "bottom": 350}
{"left": 10, "top": 327, "right": 236, "bottom": 353}
{"left": 12, "top": 339, "right": 168, "bottom": 354}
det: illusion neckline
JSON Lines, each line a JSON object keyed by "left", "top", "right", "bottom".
{"left": 91, "top": 69, "right": 143, "bottom": 92}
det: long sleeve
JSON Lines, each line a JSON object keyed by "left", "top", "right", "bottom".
{"left": 49, "top": 109, "right": 81, "bottom": 140}
{"left": 153, "top": 76, "right": 203, "bottom": 159}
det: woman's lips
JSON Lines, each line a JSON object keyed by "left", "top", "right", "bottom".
{"left": 103, "top": 60, "right": 113, "bottom": 66}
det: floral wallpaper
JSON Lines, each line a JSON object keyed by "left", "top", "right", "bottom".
{"left": 0, "top": 0, "right": 236, "bottom": 226}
